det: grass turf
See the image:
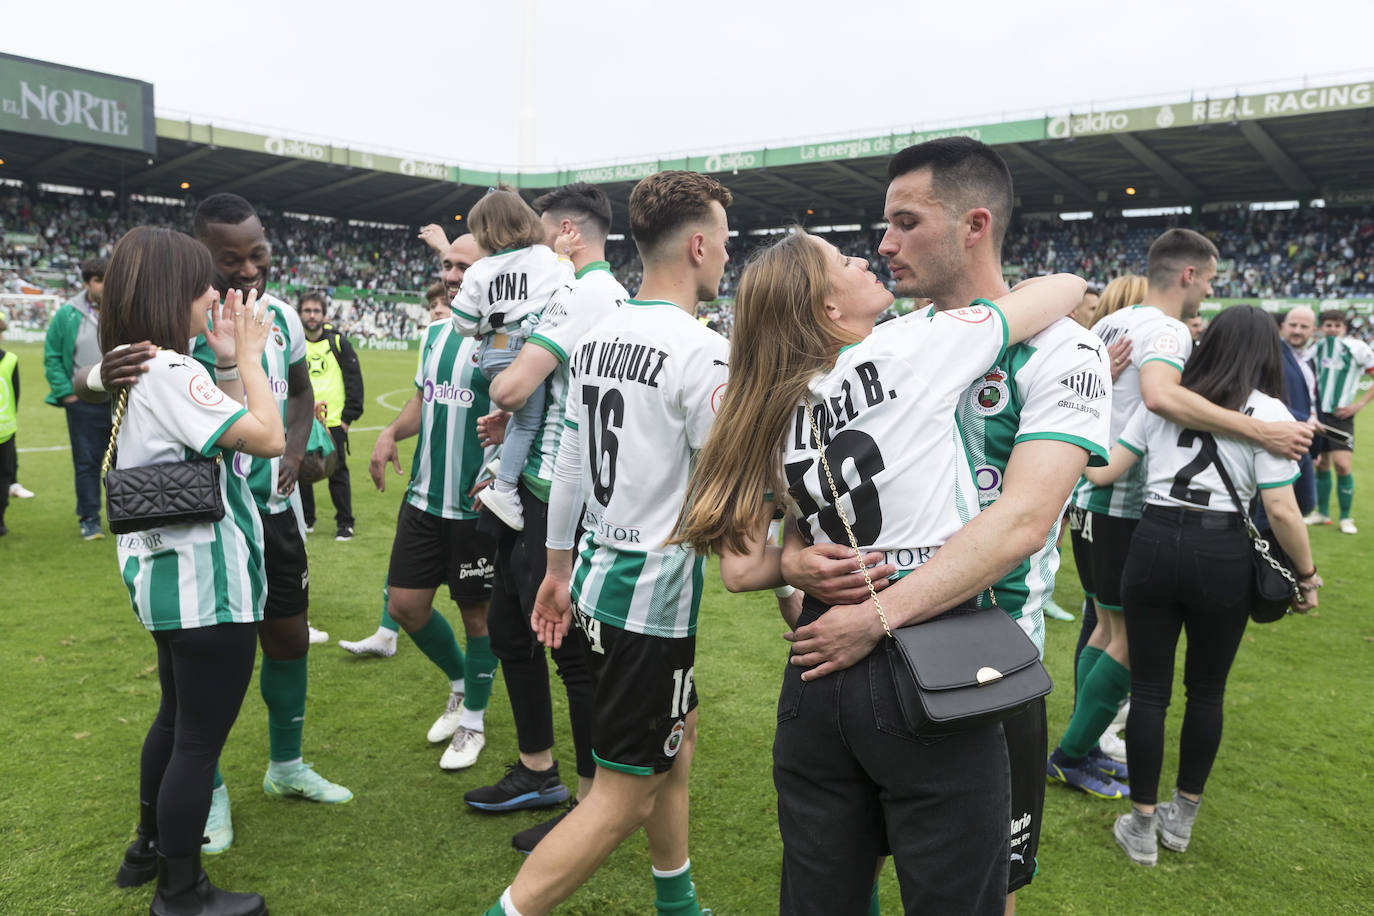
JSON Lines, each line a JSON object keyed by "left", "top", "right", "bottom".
{"left": 1, "top": 339, "right": 1371, "bottom": 914}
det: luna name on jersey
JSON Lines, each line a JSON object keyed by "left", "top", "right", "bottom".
{"left": 488, "top": 272, "right": 529, "bottom": 304}
{"left": 571, "top": 337, "right": 669, "bottom": 388}
{"left": 791, "top": 360, "right": 891, "bottom": 449}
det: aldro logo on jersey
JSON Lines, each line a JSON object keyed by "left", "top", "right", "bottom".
{"left": 972, "top": 369, "right": 1009, "bottom": 417}
{"left": 1058, "top": 369, "right": 1108, "bottom": 401}
{"left": 422, "top": 379, "right": 476, "bottom": 406}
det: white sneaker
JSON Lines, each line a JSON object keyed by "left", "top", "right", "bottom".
{"left": 1098, "top": 728, "right": 1129, "bottom": 764}
{"left": 481, "top": 486, "right": 525, "bottom": 531}
{"left": 1339, "top": 517, "right": 1358, "bottom": 534}
{"left": 1304, "top": 511, "right": 1331, "bottom": 526}
{"left": 203, "top": 784, "right": 233, "bottom": 854}
{"left": 338, "top": 630, "right": 397, "bottom": 658}
{"left": 9, "top": 482, "right": 34, "bottom": 499}
{"left": 308, "top": 625, "right": 329, "bottom": 644}
{"left": 439, "top": 726, "right": 486, "bottom": 770}
{"left": 427, "top": 691, "right": 466, "bottom": 744}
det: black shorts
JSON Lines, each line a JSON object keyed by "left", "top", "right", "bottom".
{"left": 387, "top": 502, "right": 494, "bottom": 603}
{"left": 1067, "top": 508, "right": 1094, "bottom": 597}
{"left": 1080, "top": 512, "right": 1138, "bottom": 611}
{"left": 573, "top": 605, "right": 697, "bottom": 775}
{"left": 1004, "top": 696, "right": 1047, "bottom": 893}
{"left": 261, "top": 509, "right": 309, "bottom": 619}
{"left": 1315, "top": 409, "right": 1355, "bottom": 454}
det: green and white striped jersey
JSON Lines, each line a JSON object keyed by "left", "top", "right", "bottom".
{"left": 1312, "top": 335, "right": 1374, "bottom": 412}
{"left": 562, "top": 298, "right": 728, "bottom": 639}
{"left": 950, "top": 315, "right": 1111, "bottom": 654}
{"left": 194, "top": 294, "right": 305, "bottom": 517}
{"left": 521, "top": 262, "right": 627, "bottom": 502}
{"left": 114, "top": 350, "right": 265, "bottom": 631}
{"left": 405, "top": 322, "right": 490, "bottom": 519}
{"left": 1071, "top": 304, "right": 1192, "bottom": 519}
{"left": 784, "top": 302, "right": 1009, "bottom": 580}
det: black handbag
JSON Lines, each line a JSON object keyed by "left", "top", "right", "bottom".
{"left": 803, "top": 405, "right": 1052, "bottom": 737}
{"left": 102, "top": 387, "right": 226, "bottom": 535}
{"left": 1197, "top": 432, "right": 1299, "bottom": 622}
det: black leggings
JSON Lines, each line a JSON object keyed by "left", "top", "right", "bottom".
{"left": 1120, "top": 507, "right": 1253, "bottom": 807}
{"left": 139, "top": 623, "right": 258, "bottom": 856}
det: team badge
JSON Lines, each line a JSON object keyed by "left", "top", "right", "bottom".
{"left": 272, "top": 328, "right": 287, "bottom": 350}
{"left": 971, "top": 370, "right": 1009, "bottom": 417}
{"left": 664, "top": 719, "right": 686, "bottom": 758}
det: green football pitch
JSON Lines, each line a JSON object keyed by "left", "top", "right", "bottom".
{"left": 1, "top": 341, "right": 1369, "bottom": 914}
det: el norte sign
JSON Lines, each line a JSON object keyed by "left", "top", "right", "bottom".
{"left": 0, "top": 53, "right": 155, "bottom": 154}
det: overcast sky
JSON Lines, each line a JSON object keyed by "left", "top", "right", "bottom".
{"left": 6, "top": 0, "right": 1371, "bottom": 169}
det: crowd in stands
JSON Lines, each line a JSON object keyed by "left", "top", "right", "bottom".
{"left": 5, "top": 183, "right": 1374, "bottom": 340}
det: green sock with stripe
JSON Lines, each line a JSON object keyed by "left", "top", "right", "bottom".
{"left": 652, "top": 860, "right": 702, "bottom": 914}
{"left": 463, "top": 635, "right": 498, "bottom": 712}
{"left": 1316, "top": 468, "right": 1333, "bottom": 515}
{"left": 1059, "top": 653, "right": 1131, "bottom": 760}
{"left": 260, "top": 656, "right": 306, "bottom": 763}
{"left": 409, "top": 610, "right": 466, "bottom": 682}
{"left": 379, "top": 585, "right": 400, "bottom": 633}
{"left": 1338, "top": 473, "right": 1354, "bottom": 519}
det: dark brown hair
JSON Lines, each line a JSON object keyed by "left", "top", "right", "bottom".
{"left": 100, "top": 227, "right": 214, "bottom": 355}
{"left": 532, "top": 182, "right": 614, "bottom": 240}
{"left": 81, "top": 257, "right": 109, "bottom": 283}
{"left": 1146, "top": 228, "right": 1219, "bottom": 288}
{"left": 467, "top": 186, "right": 546, "bottom": 254}
{"left": 1319, "top": 309, "right": 1348, "bottom": 327}
{"left": 1182, "top": 305, "right": 1283, "bottom": 412}
{"left": 628, "top": 171, "right": 733, "bottom": 260}
{"left": 887, "top": 137, "right": 1015, "bottom": 253}
{"left": 425, "top": 282, "right": 448, "bottom": 305}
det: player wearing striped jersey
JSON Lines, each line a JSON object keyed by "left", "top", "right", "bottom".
{"left": 100, "top": 229, "right": 282, "bottom": 916}
{"left": 772, "top": 139, "right": 1109, "bottom": 911}
{"left": 483, "top": 171, "right": 731, "bottom": 916}
{"left": 1051, "top": 227, "right": 1310, "bottom": 803}
{"left": 1308, "top": 310, "right": 1374, "bottom": 532}
{"left": 471, "top": 183, "right": 621, "bottom": 853}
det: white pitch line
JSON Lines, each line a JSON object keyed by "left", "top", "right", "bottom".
{"left": 375, "top": 387, "right": 413, "bottom": 412}
{"left": 17, "top": 445, "right": 69, "bottom": 454}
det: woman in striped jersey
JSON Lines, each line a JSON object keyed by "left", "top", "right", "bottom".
{"left": 103, "top": 228, "right": 283, "bottom": 916}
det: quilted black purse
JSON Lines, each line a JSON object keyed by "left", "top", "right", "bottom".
{"left": 804, "top": 405, "right": 1052, "bottom": 737}
{"left": 102, "top": 387, "right": 225, "bottom": 535}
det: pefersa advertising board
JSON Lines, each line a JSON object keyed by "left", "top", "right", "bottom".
{"left": 0, "top": 53, "right": 155, "bottom": 154}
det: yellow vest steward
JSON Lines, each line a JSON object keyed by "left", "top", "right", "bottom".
{"left": 305, "top": 332, "right": 347, "bottom": 427}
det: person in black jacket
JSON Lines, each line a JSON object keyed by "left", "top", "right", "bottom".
{"left": 299, "top": 292, "right": 364, "bottom": 540}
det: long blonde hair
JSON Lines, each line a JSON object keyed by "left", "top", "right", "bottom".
{"left": 1090, "top": 274, "right": 1147, "bottom": 327}
{"left": 674, "top": 232, "right": 859, "bottom": 555}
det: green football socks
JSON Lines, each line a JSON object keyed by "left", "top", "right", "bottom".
{"left": 652, "top": 860, "right": 703, "bottom": 914}
{"left": 409, "top": 610, "right": 466, "bottom": 682}
{"left": 464, "top": 635, "right": 498, "bottom": 713}
{"left": 868, "top": 879, "right": 881, "bottom": 916}
{"left": 260, "top": 656, "right": 307, "bottom": 763}
{"left": 1338, "top": 473, "right": 1354, "bottom": 519}
{"left": 1317, "top": 468, "right": 1333, "bottom": 515}
{"left": 1073, "top": 645, "right": 1103, "bottom": 710}
{"left": 1060, "top": 653, "right": 1131, "bottom": 760}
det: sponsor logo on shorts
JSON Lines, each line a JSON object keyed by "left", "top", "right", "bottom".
{"left": 189, "top": 375, "right": 225, "bottom": 407}
{"left": 1058, "top": 369, "right": 1107, "bottom": 401}
{"left": 459, "top": 557, "right": 494, "bottom": 580}
{"left": 971, "top": 370, "right": 1009, "bottom": 417}
{"left": 664, "top": 719, "right": 686, "bottom": 758}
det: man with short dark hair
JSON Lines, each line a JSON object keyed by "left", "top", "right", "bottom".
{"left": 298, "top": 291, "right": 364, "bottom": 540}
{"left": 44, "top": 257, "right": 111, "bottom": 539}
{"left": 1307, "top": 309, "right": 1374, "bottom": 532}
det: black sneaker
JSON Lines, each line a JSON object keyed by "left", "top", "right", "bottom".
{"left": 512, "top": 800, "right": 577, "bottom": 854}
{"left": 464, "top": 760, "right": 570, "bottom": 812}
{"left": 335, "top": 526, "right": 354, "bottom": 542}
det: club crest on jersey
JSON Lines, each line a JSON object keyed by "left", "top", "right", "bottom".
{"left": 422, "top": 379, "right": 475, "bottom": 406}
{"left": 272, "top": 328, "right": 287, "bottom": 350}
{"left": 1058, "top": 370, "right": 1108, "bottom": 401}
{"left": 664, "top": 719, "right": 686, "bottom": 758}
{"left": 971, "top": 370, "right": 1009, "bottom": 417}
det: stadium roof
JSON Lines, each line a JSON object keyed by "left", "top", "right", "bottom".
{"left": 3, "top": 58, "right": 1373, "bottom": 229}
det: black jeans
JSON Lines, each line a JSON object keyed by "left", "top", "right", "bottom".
{"left": 139, "top": 623, "right": 259, "bottom": 857}
{"left": 64, "top": 399, "right": 110, "bottom": 524}
{"left": 0, "top": 435, "right": 15, "bottom": 525}
{"left": 1121, "top": 507, "right": 1253, "bottom": 807}
{"left": 301, "top": 425, "right": 353, "bottom": 528}
{"left": 486, "top": 483, "right": 595, "bottom": 779}
{"left": 773, "top": 601, "right": 1010, "bottom": 915}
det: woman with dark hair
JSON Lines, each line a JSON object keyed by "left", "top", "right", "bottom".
{"left": 1082, "top": 304, "right": 1321, "bottom": 866}
{"left": 102, "top": 227, "right": 284, "bottom": 916}
{"left": 675, "top": 230, "right": 1087, "bottom": 914}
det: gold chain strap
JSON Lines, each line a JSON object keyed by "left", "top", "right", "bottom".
{"left": 804, "top": 403, "right": 894, "bottom": 639}
{"left": 100, "top": 387, "right": 129, "bottom": 477}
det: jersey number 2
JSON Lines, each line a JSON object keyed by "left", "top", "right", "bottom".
{"left": 1170, "top": 430, "right": 1213, "bottom": 507}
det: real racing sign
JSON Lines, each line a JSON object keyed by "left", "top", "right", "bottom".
{"left": 0, "top": 53, "right": 155, "bottom": 154}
